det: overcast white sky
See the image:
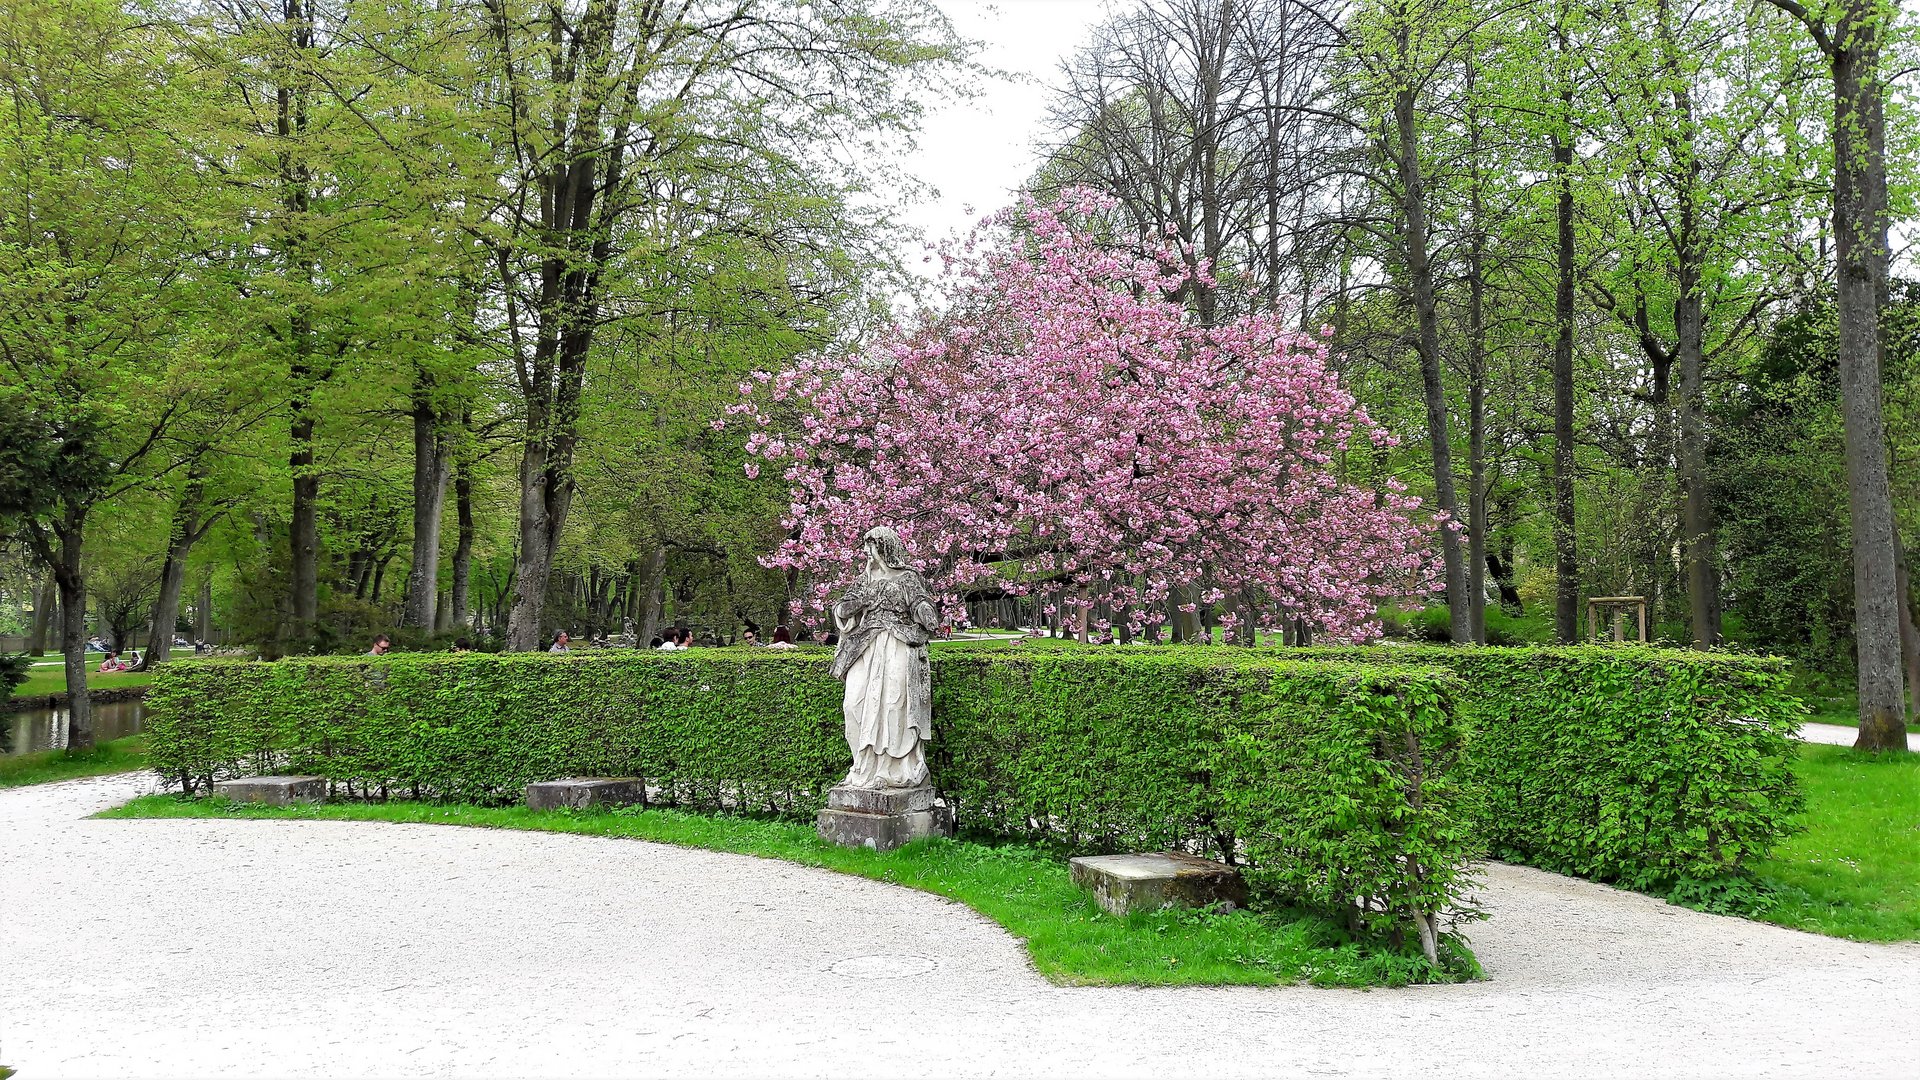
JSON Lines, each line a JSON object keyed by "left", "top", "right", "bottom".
{"left": 891, "top": 1, "right": 1112, "bottom": 270}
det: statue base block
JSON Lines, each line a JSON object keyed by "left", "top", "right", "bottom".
{"left": 817, "top": 784, "right": 952, "bottom": 852}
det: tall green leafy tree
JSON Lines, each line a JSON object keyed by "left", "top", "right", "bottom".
{"left": 0, "top": 0, "right": 239, "bottom": 745}
{"left": 1757, "top": 0, "right": 1913, "bottom": 749}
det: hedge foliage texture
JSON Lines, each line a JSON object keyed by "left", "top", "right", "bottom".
{"left": 146, "top": 649, "right": 1471, "bottom": 936}
{"left": 146, "top": 644, "right": 1803, "bottom": 927}
{"left": 1291, "top": 645, "right": 1806, "bottom": 887}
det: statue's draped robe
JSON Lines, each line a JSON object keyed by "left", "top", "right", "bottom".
{"left": 830, "top": 571, "right": 937, "bottom": 788}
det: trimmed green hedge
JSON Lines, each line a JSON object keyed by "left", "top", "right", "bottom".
{"left": 146, "top": 649, "right": 1472, "bottom": 941}
{"left": 1292, "top": 645, "right": 1806, "bottom": 888}
{"left": 935, "top": 641, "right": 1806, "bottom": 887}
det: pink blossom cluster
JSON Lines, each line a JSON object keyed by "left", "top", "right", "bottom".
{"left": 724, "top": 189, "right": 1437, "bottom": 642}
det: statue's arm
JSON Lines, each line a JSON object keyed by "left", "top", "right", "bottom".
{"left": 833, "top": 587, "right": 867, "bottom": 625}
{"left": 911, "top": 598, "right": 940, "bottom": 631}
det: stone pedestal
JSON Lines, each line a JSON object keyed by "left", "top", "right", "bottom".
{"left": 212, "top": 776, "right": 327, "bottom": 806}
{"left": 815, "top": 784, "right": 952, "bottom": 852}
{"left": 1069, "top": 852, "right": 1249, "bottom": 916}
{"left": 525, "top": 778, "right": 647, "bottom": 811}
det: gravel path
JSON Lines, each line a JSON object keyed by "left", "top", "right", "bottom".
{"left": 1799, "top": 720, "right": 1920, "bottom": 750}
{"left": 5, "top": 773, "right": 1916, "bottom": 1079}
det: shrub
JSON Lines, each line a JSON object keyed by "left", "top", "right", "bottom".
{"left": 146, "top": 648, "right": 1473, "bottom": 942}
{"left": 1292, "top": 645, "right": 1805, "bottom": 888}
{"left": 0, "top": 652, "right": 30, "bottom": 695}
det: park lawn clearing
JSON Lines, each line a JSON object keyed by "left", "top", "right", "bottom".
{"left": 1745, "top": 744, "right": 1920, "bottom": 942}
{"left": 10, "top": 669, "right": 152, "bottom": 699}
{"left": 100, "top": 794, "right": 1475, "bottom": 989}
{"left": 0, "top": 736, "right": 150, "bottom": 789}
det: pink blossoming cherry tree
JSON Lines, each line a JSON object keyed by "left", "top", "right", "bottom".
{"left": 725, "top": 189, "right": 1437, "bottom": 642}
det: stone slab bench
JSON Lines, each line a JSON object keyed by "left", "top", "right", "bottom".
{"left": 211, "top": 776, "right": 327, "bottom": 806}
{"left": 1069, "top": 852, "right": 1249, "bottom": 916}
{"left": 525, "top": 778, "right": 647, "bottom": 811}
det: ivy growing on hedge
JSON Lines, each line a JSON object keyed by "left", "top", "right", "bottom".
{"left": 145, "top": 648, "right": 1472, "bottom": 942}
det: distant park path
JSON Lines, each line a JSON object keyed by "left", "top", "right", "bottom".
{"left": 4, "top": 772, "right": 1916, "bottom": 1079}
{"left": 1800, "top": 720, "right": 1920, "bottom": 751}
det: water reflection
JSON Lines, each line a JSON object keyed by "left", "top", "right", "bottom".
{"left": 1, "top": 698, "right": 146, "bottom": 755}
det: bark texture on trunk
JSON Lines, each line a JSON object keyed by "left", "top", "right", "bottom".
{"left": 28, "top": 574, "right": 54, "bottom": 656}
{"left": 136, "top": 477, "right": 214, "bottom": 670}
{"left": 46, "top": 525, "right": 92, "bottom": 752}
{"left": 1465, "top": 102, "right": 1489, "bottom": 645}
{"left": 401, "top": 392, "right": 453, "bottom": 630}
{"left": 278, "top": 0, "right": 320, "bottom": 645}
{"left": 1829, "top": 1, "right": 1904, "bottom": 749}
{"left": 1392, "top": 83, "right": 1469, "bottom": 642}
{"left": 449, "top": 457, "right": 474, "bottom": 631}
{"left": 1550, "top": 123, "right": 1580, "bottom": 644}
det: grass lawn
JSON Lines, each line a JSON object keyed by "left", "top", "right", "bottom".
{"left": 1746, "top": 744, "right": 1920, "bottom": 942}
{"left": 0, "top": 736, "right": 150, "bottom": 789}
{"left": 9, "top": 668, "right": 152, "bottom": 698}
{"left": 100, "top": 794, "right": 1476, "bottom": 988}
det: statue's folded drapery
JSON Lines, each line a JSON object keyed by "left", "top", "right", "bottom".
{"left": 830, "top": 528, "right": 939, "bottom": 790}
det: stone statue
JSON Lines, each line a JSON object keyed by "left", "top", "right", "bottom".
{"left": 829, "top": 526, "right": 939, "bottom": 788}
{"left": 816, "top": 526, "right": 953, "bottom": 850}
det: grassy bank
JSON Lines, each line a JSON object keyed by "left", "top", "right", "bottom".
{"left": 100, "top": 794, "right": 1475, "bottom": 988}
{"left": 0, "top": 736, "right": 150, "bottom": 789}
{"left": 1746, "top": 744, "right": 1920, "bottom": 942}
{"left": 9, "top": 669, "right": 152, "bottom": 699}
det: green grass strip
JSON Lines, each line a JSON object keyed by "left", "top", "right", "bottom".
{"left": 100, "top": 793, "right": 1475, "bottom": 988}
{"left": 0, "top": 736, "right": 149, "bottom": 789}
{"left": 1747, "top": 744, "right": 1920, "bottom": 942}
{"left": 10, "top": 669, "right": 152, "bottom": 699}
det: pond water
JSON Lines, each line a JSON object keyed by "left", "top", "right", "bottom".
{"left": 1, "top": 698, "right": 146, "bottom": 755}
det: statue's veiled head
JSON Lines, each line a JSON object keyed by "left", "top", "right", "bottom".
{"left": 861, "top": 526, "right": 912, "bottom": 571}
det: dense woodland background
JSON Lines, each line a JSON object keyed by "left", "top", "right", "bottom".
{"left": 0, "top": 0, "right": 1915, "bottom": 736}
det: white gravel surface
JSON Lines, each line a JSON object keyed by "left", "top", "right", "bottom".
{"left": 5, "top": 772, "right": 1918, "bottom": 1080}
{"left": 1799, "top": 720, "right": 1920, "bottom": 750}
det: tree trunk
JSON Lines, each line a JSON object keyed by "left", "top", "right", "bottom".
{"left": 1391, "top": 83, "right": 1469, "bottom": 643}
{"left": 196, "top": 573, "right": 212, "bottom": 644}
{"left": 136, "top": 478, "right": 211, "bottom": 670}
{"left": 371, "top": 552, "right": 394, "bottom": 604}
{"left": 506, "top": 430, "right": 572, "bottom": 645}
{"left": 1830, "top": 8, "right": 1905, "bottom": 750}
{"left": 1465, "top": 94, "right": 1489, "bottom": 645}
{"left": 401, "top": 391, "right": 453, "bottom": 630}
{"left": 51, "top": 523, "right": 92, "bottom": 752}
{"left": 448, "top": 456, "right": 474, "bottom": 631}
{"left": 1550, "top": 120, "right": 1580, "bottom": 644}
{"left": 28, "top": 573, "right": 54, "bottom": 656}
{"left": 280, "top": 0, "right": 319, "bottom": 646}
{"left": 637, "top": 547, "right": 667, "bottom": 644}
{"left": 1896, "top": 537, "right": 1920, "bottom": 721}
{"left": 1675, "top": 286, "right": 1720, "bottom": 647}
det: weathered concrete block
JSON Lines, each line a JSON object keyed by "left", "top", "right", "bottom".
{"left": 525, "top": 778, "right": 647, "bottom": 811}
{"left": 826, "top": 784, "right": 936, "bottom": 815}
{"left": 1069, "top": 852, "right": 1249, "bottom": 916}
{"left": 212, "top": 776, "right": 327, "bottom": 806}
{"left": 816, "top": 802, "right": 953, "bottom": 852}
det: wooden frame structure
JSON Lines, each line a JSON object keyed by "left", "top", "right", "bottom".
{"left": 1587, "top": 596, "right": 1649, "bottom": 643}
